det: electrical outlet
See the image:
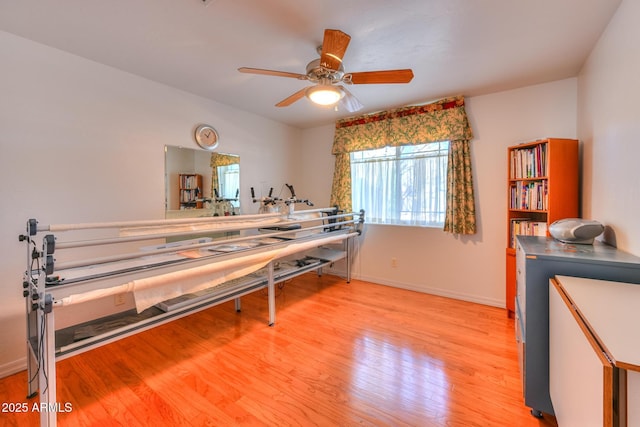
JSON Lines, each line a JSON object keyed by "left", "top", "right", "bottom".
{"left": 391, "top": 257, "right": 398, "bottom": 268}
{"left": 114, "top": 293, "right": 126, "bottom": 306}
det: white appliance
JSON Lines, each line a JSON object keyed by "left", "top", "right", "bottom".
{"left": 549, "top": 218, "right": 604, "bottom": 244}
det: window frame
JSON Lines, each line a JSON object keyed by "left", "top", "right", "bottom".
{"left": 350, "top": 140, "right": 449, "bottom": 228}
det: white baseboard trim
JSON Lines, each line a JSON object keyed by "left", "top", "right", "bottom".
{"left": 0, "top": 357, "right": 27, "bottom": 379}
{"left": 325, "top": 267, "right": 504, "bottom": 309}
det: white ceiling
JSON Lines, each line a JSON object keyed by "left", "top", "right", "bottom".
{"left": 0, "top": 0, "right": 621, "bottom": 129}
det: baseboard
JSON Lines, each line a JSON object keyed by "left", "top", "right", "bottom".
{"left": 327, "top": 267, "right": 504, "bottom": 309}
{"left": 0, "top": 357, "right": 26, "bottom": 379}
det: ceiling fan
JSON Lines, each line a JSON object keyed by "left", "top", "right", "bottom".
{"left": 238, "top": 29, "right": 414, "bottom": 113}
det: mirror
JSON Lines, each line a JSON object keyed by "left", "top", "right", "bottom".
{"left": 164, "top": 146, "right": 240, "bottom": 218}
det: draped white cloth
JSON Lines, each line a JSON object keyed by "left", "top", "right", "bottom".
{"left": 56, "top": 232, "right": 355, "bottom": 313}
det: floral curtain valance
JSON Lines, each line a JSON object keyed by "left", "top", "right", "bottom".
{"left": 329, "top": 95, "right": 476, "bottom": 235}
{"left": 332, "top": 95, "right": 473, "bottom": 154}
{"left": 210, "top": 153, "right": 239, "bottom": 168}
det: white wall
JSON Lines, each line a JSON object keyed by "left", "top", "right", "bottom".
{"left": 0, "top": 31, "right": 300, "bottom": 376}
{"left": 578, "top": 0, "right": 640, "bottom": 256}
{"left": 297, "top": 124, "right": 337, "bottom": 208}
{"left": 299, "top": 79, "right": 578, "bottom": 306}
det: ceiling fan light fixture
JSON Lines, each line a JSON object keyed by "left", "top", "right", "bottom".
{"left": 306, "top": 84, "right": 343, "bottom": 106}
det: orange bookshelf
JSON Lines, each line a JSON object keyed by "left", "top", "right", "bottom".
{"left": 505, "top": 138, "right": 579, "bottom": 317}
{"left": 179, "top": 173, "right": 203, "bottom": 209}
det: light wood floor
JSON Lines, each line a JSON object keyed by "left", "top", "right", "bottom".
{"left": 0, "top": 273, "right": 557, "bottom": 426}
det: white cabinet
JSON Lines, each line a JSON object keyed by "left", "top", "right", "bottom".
{"left": 550, "top": 275, "right": 640, "bottom": 426}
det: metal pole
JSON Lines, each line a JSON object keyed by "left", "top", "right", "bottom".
{"left": 267, "top": 262, "right": 275, "bottom": 326}
{"left": 346, "top": 237, "right": 352, "bottom": 283}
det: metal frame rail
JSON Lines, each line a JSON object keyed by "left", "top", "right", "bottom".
{"left": 19, "top": 208, "right": 364, "bottom": 426}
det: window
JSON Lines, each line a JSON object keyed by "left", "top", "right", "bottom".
{"left": 350, "top": 141, "right": 449, "bottom": 227}
{"left": 218, "top": 163, "right": 240, "bottom": 210}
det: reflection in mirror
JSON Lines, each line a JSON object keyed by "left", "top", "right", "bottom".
{"left": 211, "top": 153, "right": 240, "bottom": 215}
{"left": 164, "top": 146, "right": 240, "bottom": 219}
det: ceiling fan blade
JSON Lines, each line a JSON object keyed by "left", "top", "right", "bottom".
{"left": 275, "top": 87, "right": 307, "bottom": 107}
{"left": 320, "top": 29, "right": 351, "bottom": 71}
{"left": 338, "top": 86, "right": 363, "bottom": 113}
{"left": 349, "top": 69, "right": 414, "bottom": 84}
{"left": 238, "top": 67, "right": 308, "bottom": 80}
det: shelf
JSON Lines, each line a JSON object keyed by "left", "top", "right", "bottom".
{"left": 505, "top": 138, "right": 579, "bottom": 317}
{"left": 509, "top": 176, "right": 549, "bottom": 182}
{"left": 179, "top": 174, "right": 203, "bottom": 209}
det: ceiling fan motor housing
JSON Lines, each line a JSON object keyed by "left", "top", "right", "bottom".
{"left": 305, "top": 58, "right": 345, "bottom": 83}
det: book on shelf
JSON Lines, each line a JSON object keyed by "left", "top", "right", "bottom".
{"left": 510, "top": 143, "right": 547, "bottom": 179}
{"left": 510, "top": 219, "right": 547, "bottom": 248}
{"left": 180, "top": 174, "right": 199, "bottom": 189}
{"left": 509, "top": 180, "right": 548, "bottom": 210}
{"left": 181, "top": 189, "right": 199, "bottom": 203}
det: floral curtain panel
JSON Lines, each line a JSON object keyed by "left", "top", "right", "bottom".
{"left": 444, "top": 139, "right": 476, "bottom": 234}
{"left": 330, "top": 95, "right": 476, "bottom": 234}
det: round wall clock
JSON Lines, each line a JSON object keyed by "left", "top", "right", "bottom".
{"left": 194, "top": 124, "right": 219, "bottom": 151}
